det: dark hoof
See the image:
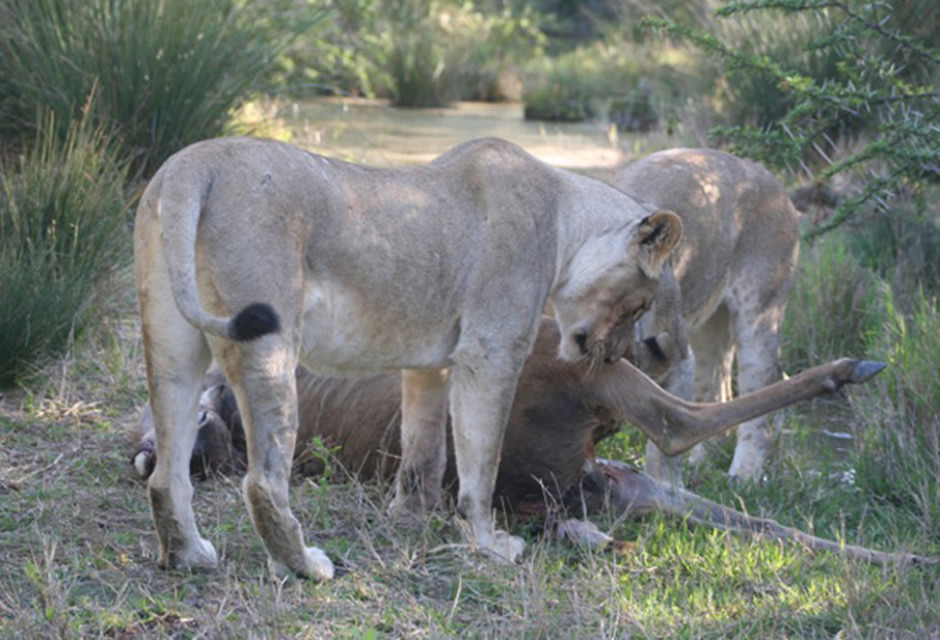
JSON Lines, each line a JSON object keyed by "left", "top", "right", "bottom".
{"left": 132, "top": 444, "right": 156, "bottom": 480}
{"left": 850, "top": 360, "right": 887, "bottom": 383}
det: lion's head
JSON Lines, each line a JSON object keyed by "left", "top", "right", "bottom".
{"left": 552, "top": 209, "right": 682, "bottom": 371}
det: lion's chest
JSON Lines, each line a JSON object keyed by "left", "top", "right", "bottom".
{"left": 298, "top": 277, "right": 460, "bottom": 375}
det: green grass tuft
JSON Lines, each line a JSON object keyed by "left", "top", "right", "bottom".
{"left": 0, "top": 0, "right": 296, "bottom": 177}
{"left": 0, "top": 113, "right": 129, "bottom": 388}
{"left": 851, "top": 289, "right": 940, "bottom": 539}
{"left": 781, "top": 234, "right": 884, "bottom": 369}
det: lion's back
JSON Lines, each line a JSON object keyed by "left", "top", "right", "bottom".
{"left": 614, "top": 148, "right": 799, "bottom": 318}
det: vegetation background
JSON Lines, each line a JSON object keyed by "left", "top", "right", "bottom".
{"left": 0, "top": 0, "right": 937, "bottom": 637}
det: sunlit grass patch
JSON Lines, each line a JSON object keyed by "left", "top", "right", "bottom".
{"left": 609, "top": 510, "right": 927, "bottom": 637}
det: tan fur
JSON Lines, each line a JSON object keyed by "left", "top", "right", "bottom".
{"left": 614, "top": 149, "right": 801, "bottom": 482}
{"left": 134, "top": 137, "right": 681, "bottom": 578}
{"left": 134, "top": 318, "right": 920, "bottom": 565}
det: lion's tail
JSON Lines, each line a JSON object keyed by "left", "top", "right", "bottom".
{"left": 156, "top": 160, "right": 280, "bottom": 342}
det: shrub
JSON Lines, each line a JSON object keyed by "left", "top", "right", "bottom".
{"left": 521, "top": 34, "right": 690, "bottom": 127}
{"left": 844, "top": 194, "right": 940, "bottom": 303}
{"left": 378, "top": 0, "right": 542, "bottom": 107}
{"left": 780, "top": 222, "right": 939, "bottom": 537}
{"left": 608, "top": 78, "right": 658, "bottom": 132}
{"left": 0, "top": 115, "right": 129, "bottom": 387}
{"left": 851, "top": 290, "right": 939, "bottom": 538}
{"left": 522, "top": 41, "right": 658, "bottom": 123}
{"left": 698, "top": 8, "right": 842, "bottom": 130}
{"left": 383, "top": 0, "right": 467, "bottom": 107}
{"left": 522, "top": 50, "right": 605, "bottom": 121}
{"left": 457, "top": 5, "right": 545, "bottom": 102}
{"left": 781, "top": 234, "right": 884, "bottom": 369}
{"left": 278, "top": 0, "right": 387, "bottom": 99}
{"left": 0, "top": 0, "right": 298, "bottom": 177}
{"left": 645, "top": 1, "right": 939, "bottom": 239}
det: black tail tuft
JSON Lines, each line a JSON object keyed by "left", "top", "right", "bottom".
{"left": 229, "top": 303, "right": 280, "bottom": 341}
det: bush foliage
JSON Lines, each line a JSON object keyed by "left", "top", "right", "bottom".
{"left": 0, "top": 0, "right": 308, "bottom": 383}
{"left": 0, "top": 115, "right": 128, "bottom": 386}
{"left": 0, "top": 0, "right": 301, "bottom": 177}
{"left": 282, "top": 0, "right": 542, "bottom": 106}
{"left": 780, "top": 212, "right": 939, "bottom": 546}
{"left": 645, "top": 0, "right": 938, "bottom": 238}
{"left": 852, "top": 289, "right": 940, "bottom": 537}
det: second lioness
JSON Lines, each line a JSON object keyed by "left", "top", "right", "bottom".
{"left": 615, "top": 149, "right": 801, "bottom": 482}
{"left": 135, "top": 137, "right": 681, "bottom": 580}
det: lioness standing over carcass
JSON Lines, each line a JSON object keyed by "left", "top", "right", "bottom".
{"left": 614, "top": 149, "right": 800, "bottom": 483}
{"left": 133, "top": 318, "right": 919, "bottom": 565}
{"left": 135, "top": 137, "right": 681, "bottom": 580}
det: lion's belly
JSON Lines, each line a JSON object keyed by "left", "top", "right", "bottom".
{"left": 299, "top": 279, "right": 459, "bottom": 375}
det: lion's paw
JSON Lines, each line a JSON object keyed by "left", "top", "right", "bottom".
{"left": 161, "top": 536, "right": 218, "bottom": 572}
{"left": 269, "top": 546, "right": 334, "bottom": 581}
{"left": 727, "top": 457, "right": 765, "bottom": 483}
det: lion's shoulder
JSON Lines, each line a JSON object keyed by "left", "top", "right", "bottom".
{"left": 427, "top": 137, "right": 547, "bottom": 181}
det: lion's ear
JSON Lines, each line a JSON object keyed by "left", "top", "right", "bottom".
{"left": 633, "top": 209, "right": 682, "bottom": 278}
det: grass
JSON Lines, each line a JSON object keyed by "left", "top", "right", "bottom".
{"left": 781, "top": 227, "right": 940, "bottom": 543}
{"left": 0, "top": 113, "right": 130, "bottom": 387}
{"left": 0, "top": 266, "right": 937, "bottom": 639}
{"left": 851, "top": 288, "right": 940, "bottom": 539}
{"left": 0, "top": 0, "right": 299, "bottom": 177}
{"left": 780, "top": 234, "right": 883, "bottom": 371}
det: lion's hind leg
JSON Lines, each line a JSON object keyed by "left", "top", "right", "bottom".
{"left": 685, "top": 304, "right": 735, "bottom": 464}
{"left": 389, "top": 368, "right": 450, "bottom": 517}
{"left": 220, "top": 340, "right": 334, "bottom": 581}
{"left": 142, "top": 299, "right": 217, "bottom": 571}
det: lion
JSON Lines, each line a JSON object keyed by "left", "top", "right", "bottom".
{"left": 134, "top": 137, "right": 682, "bottom": 580}
{"left": 132, "top": 317, "right": 924, "bottom": 566}
{"left": 613, "top": 149, "right": 801, "bottom": 483}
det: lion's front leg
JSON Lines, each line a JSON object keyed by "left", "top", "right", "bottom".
{"left": 448, "top": 361, "right": 525, "bottom": 563}
{"left": 390, "top": 368, "right": 450, "bottom": 516}
{"left": 727, "top": 317, "right": 785, "bottom": 482}
{"left": 644, "top": 345, "right": 696, "bottom": 489}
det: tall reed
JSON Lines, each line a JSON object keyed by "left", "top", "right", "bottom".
{"left": 780, "top": 235, "right": 884, "bottom": 370}
{"left": 0, "top": 0, "right": 291, "bottom": 177}
{"left": 851, "top": 289, "right": 940, "bottom": 539}
{"left": 0, "top": 114, "right": 128, "bottom": 386}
